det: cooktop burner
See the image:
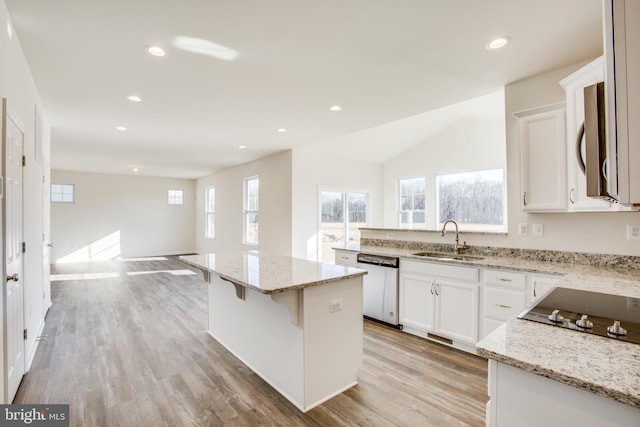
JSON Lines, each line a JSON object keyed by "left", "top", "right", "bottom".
{"left": 518, "top": 287, "right": 640, "bottom": 345}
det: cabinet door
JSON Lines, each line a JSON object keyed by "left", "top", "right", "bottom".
{"left": 516, "top": 104, "right": 567, "bottom": 212}
{"left": 434, "top": 280, "right": 479, "bottom": 344}
{"left": 399, "top": 273, "right": 434, "bottom": 333}
{"left": 529, "top": 275, "right": 560, "bottom": 303}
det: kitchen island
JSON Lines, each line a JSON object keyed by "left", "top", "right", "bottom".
{"left": 180, "top": 251, "right": 367, "bottom": 412}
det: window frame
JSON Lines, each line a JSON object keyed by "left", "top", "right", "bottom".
{"left": 168, "top": 189, "right": 184, "bottom": 205}
{"left": 51, "top": 184, "right": 75, "bottom": 203}
{"left": 243, "top": 176, "right": 259, "bottom": 245}
{"left": 318, "top": 186, "right": 370, "bottom": 262}
{"left": 398, "top": 177, "right": 426, "bottom": 229}
{"left": 205, "top": 186, "right": 216, "bottom": 239}
{"left": 435, "top": 168, "right": 507, "bottom": 232}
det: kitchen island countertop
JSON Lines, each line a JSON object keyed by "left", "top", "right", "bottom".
{"left": 181, "top": 251, "right": 366, "bottom": 294}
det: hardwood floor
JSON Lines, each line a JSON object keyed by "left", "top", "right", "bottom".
{"left": 15, "top": 257, "right": 488, "bottom": 426}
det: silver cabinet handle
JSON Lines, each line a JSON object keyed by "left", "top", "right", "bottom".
{"left": 499, "top": 278, "right": 512, "bottom": 282}
{"left": 496, "top": 304, "right": 512, "bottom": 309}
{"left": 435, "top": 282, "right": 440, "bottom": 296}
{"left": 430, "top": 281, "right": 435, "bottom": 295}
{"left": 533, "top": 282, "right": 537, "bottom": 298}
{"left": 6, "top": 274, "right": 19, "bottom": 282}
{"left": 523, "top": 192, "right": 527, "bottom": 206}
{"left": 569, "top": 188, "right": 576, "bottom": 204}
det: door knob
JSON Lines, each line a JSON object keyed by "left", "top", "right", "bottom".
{"left": 6, "top": 274, "right": 19, "bottom": 282}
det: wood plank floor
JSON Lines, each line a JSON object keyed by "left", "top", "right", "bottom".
{"left": 15, "top": 257, "right": 488, "bottom": 426}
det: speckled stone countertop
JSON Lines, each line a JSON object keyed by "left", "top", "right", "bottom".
{"left": 181, "top": 251, "right": 366, "bottom": 294}
{"left": 336, "top": 243, "right": 640, "bottom": 409}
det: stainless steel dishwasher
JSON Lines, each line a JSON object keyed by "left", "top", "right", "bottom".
{"left": 356, "top": 253, "right": 401, "bottom": 328}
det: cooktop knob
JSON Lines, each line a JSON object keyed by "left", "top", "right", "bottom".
{"left": 547, "top": 309, "right": 564, "bottom": 323}
{"left": 607, "top": 320, "right": 628, "bottom": 336}
{"left": 576, "top": 314, "right": 593, "bottom": 329}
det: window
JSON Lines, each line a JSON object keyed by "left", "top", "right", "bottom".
{"left": 244, "top": 176, "right": 259, "bottom": 245}
{"left": 168, "top": 189, "right": 184, "bottom": 205}
{"left": 51, "top": 184, "right": 74, "bottom": 203}
{"left": 399, "top": 177, "right": 425, "bottom": 229}
{"left": 320, "top": 190, "right": 368, "bottom": 263}
{"left": 205, "top": 186, "right": 215, "bottom": 239}
{"left": 436, "top": 169, "right": 506, "bottom": 232}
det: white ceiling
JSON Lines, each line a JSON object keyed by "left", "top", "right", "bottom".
{"left": 6, "top": 0, "right": 603, "bottom": 179}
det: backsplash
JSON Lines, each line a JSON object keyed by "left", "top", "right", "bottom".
{"left": 360, "top": 238, "right": 640, "bottom": 270}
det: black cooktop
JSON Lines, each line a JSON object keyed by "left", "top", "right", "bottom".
{"left": 518, "top": 287, "right": 640, "bottom": 345}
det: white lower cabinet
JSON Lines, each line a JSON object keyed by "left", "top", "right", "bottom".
{"left": 487, "top": 360, "right": 640, "bottom": 427}
{"left": 398, "top": 272, "right": 435, "bottom": 332}
{"left": 481, "top": 269, "right": 527, "bottom": 339}
{"left": 481, "top": 269, "right": 563, "bottom": 339}
{"left": 528, "top": 274, "right": 560, "bottom": 303}
{"left": 334, "top": 249, "right": 357, "bottom": 267}
{"left": 399, "top": 260, "right": 479, "bottom": 350}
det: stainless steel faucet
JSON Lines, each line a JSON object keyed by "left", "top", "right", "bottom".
{"left": 440, "top": 220, "right": 469, "bottom": 254}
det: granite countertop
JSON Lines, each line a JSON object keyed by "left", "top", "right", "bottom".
{"left": 336, "top": 244, "right": 640, "bottom": 409}
{"left": 180, "top": 251, "right": 367, "bottom": 294}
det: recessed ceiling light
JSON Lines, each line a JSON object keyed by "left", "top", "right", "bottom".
{"left": 116, "top": 126, "right": 127, "bottom": 131}
{"left": 146, "top": 45, "right": 166, "bottom": 57}
{"left": 238, "top": 145, "right": 247, "bottom": 149}
{"left": 329, "top": 105, "right": 342, "bottom": 112}
{"left": 7, "top": 22, "right": 12, "bottom": 39}
{"left": 127, "top": 95, "right": 142, "bottom": 103}
{"left": 133, "top": 167, "right": 139, "bottom": 173}
{"left": 277, "top": 128, "right": 287, "bottom": 133}
{"left": 485, "top": 36, "right": 511, "bottom": 50}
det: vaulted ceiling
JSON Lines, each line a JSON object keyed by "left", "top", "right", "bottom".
{"left": 6, "top": 0, "right": 603, "bottom": 178}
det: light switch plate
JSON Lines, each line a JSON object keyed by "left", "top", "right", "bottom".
{"left": 517, "top": 223, "right": 528, "bottom": 235}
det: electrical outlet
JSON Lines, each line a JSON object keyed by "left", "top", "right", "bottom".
{"left": 532, "top": 224, "right": 544, "bottom": 237}
{"left": 626, "top": 224, "right": 640, "bottom": 240}
{"left": 518, "top": 223, "right": 528, "bottom": 235}
{"left": 329, "top": 298, "right": 343, "bottom": 313}
{"left": 386, "top": 233, "right": 395, "bottom": 239}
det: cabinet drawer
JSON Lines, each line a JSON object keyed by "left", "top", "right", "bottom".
{"left": 484, "top": 269, "right": 526, "bottom": 289}
{"left": 401, "top": 260, "right": 479, "bottom": 282}
{"left": 335, "top": 251, "right": 357, "bottom": 267}
{"left": 484, "top": 287, "right": 527, "bottom": 320}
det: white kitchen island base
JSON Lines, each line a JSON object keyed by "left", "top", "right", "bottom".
{"left": 207, "top": 273, "right": 363, "bottom": 412}
{"left": 487, "top": 360, "right": 640, "bottom": 427}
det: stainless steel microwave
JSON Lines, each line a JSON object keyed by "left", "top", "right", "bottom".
{"left": 593, "top": 0, "right": 640, "bottom": 208}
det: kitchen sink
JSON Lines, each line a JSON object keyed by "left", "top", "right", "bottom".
{"left": 412, "top": 251, "right": 484, "bottom": 261}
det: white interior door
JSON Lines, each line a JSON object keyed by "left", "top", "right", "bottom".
{"left": 3, "top": 99, "right": 25, "bottom": 403}
{"left": 42, "top": 161, "right": 51, "bottom": 311}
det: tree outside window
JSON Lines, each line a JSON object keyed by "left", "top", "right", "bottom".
{"left": 320, "top": 190, "right": 368, "bottom": 262}
{"left": 436, "top": 169, "right": 505, "bottom": 232}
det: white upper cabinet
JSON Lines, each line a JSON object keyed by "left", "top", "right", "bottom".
{"left": 515, "top": 103, "right": 567, "bottom": 212}
{"left": 559, "top": 57, "right": 620, "bottom": 212}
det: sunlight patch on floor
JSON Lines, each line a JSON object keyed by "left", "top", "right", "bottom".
{"left": 51, "top": 272, "right": 121, "bottom": 282}
{"left": 126, "top": 269, "right": 197, "bottom": 277}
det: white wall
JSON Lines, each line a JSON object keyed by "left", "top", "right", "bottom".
{"left": 195, "top": 150, "right": 292, "bottom": 256}
{"left": 1, "top": 0, "right": 51, "bottom": 402}
{"left": 291, "top": 148, "right": 383, "bottom": 261}
{"left": 51, "top": 171, "right": 196, "bottom": 261}
{"left": 383, "top": 115, "right": 506, "bottom": 229}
